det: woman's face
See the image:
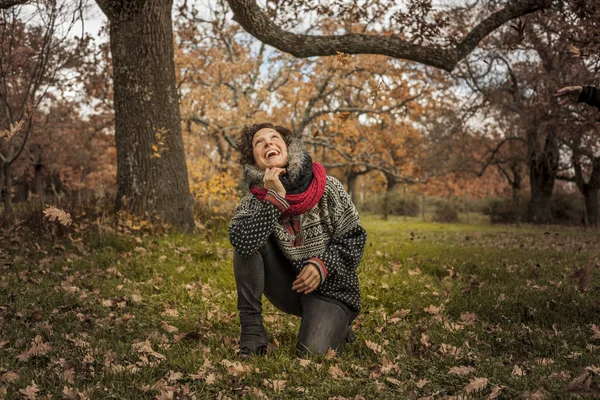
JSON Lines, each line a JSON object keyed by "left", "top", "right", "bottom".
{"left": 252, "top": 128, "right": 288, "bottom": 170}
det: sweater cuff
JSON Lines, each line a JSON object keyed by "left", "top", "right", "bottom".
{"left": 264, "top": 189, "right": 289, "bottom": 213}
{"left": 306, "top": 257, "right": 328, "bottom": 283}
{"left": 578, "top": 86, "right": 596, "bottom": 104}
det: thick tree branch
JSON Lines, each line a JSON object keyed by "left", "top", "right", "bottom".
{"left": 226, "top": 0, "right": 551, "bottom": 72}
{"left": 0, "top": 0, "right": 27, "bottom": 9}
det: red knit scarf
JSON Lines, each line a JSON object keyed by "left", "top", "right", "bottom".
{"left": 250, "top": 163, "right": 327, "bottom": 217}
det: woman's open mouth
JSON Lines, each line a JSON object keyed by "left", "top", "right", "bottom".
{"left": 265, "top": 149, "right": 279, "bottom": 159}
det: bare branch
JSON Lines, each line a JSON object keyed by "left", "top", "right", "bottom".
{"left": 226, "top": 0, "right": 550, "bottom": 72}
{"left": 0, "top": 0, "right": 27, "bottom": 10}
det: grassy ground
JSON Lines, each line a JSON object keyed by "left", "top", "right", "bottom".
{"left": 1, "top": 214, "right": 600, "bottom": 399}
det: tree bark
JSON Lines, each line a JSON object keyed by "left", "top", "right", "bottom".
{"left": 574, "top": 157, "right": 600, "bottom": 227}
{"left": 1, "top": 162, "right": 13, "bottom": 215}
{"left": 97, "top": 0, "right": 193, "bottom": 230}
{"left": 382, "top": 172, "right": 398, "bottom": 220}
{"left": 347, "top": 170, "right": 358, "bottom": 206}
{"left": 583, "top": 187, "right": 599, "bottom": 227}
{"left": 527, "top": 130, "right": 558, "bottom": 224}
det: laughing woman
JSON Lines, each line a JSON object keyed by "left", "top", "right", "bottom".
{"left": 228, "top": 123, "right": 367, "bottom": 357}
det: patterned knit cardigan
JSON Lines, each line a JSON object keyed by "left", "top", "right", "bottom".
{"left": 228, "top": 176, "right": 367, "bottom": 316}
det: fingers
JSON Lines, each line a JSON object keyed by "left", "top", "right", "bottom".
{"left": 553, "top": 86, "right": 582, "bottom": 98}
{"left": 553, "top": 87, "right": 571, "bottom": 97}
{"left": 293, "top": 275, "right": 320, "bottom": 293}
{"left": 292, "top": 265, "right": 321, "bottom": 293}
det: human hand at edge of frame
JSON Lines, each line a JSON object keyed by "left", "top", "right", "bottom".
{"left": 554, "top": 85, "right": 583, "bottom": 106}
{"left": 292, "top": 263, "right": 321, "bottom": 294}
{"left": 263, "top": 167, "right": 287, "bottom": 197}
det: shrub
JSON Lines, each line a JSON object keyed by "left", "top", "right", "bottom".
{"left": 482, "top": 197, "right": 526, "bottom": 224}
{"left": 360, "top": 192, "right": 420, "bottom": 217}
{"left": 551, "top": 190, "right": 584, "bottom": 225}
{"left": 433, "top": 200, "right": 459, "bottom": 223}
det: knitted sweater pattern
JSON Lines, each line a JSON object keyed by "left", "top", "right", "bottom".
{"left": 229, "top": 176, "right": 367, "bottom": 314}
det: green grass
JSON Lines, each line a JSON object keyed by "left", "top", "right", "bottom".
{"left": 1, "top": 215, "right": 600, "bottom": 399}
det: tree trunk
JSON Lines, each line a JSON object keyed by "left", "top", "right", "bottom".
{"left": 347, "top": 170, "right": 358, "bottom": 205}
{"left": 2, "top": 162, "right": 13, "bottom": 215}
{"left": 527, "top": 130, "right": 558, "bottom": 224}
{"left": 31, "top": 145, "right": 44, "bottom": 201}
{"left": 583, "top": 187, "right": 599, "bottom": 227}
{"left": 382, "top": 174, "right": 398, "bottom": 220}
{"left": 99, "top": 0, "right": 193, "bottom": 231}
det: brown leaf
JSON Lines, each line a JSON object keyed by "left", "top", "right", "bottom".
{"left": 298, "top": 358, "right": 311, "bottom": 367}
{"left": 19, "top": 382, "right": 40, "bottom": 400}
{"left": 221, "top": 359, "right": 251, "bottom": 377}
{"left": 335, "top": 112, "right": 351, "bottom": 123}
{"left": 424, "top": 305, "right": 441, "bottom": 315}
{"left": 204, "top": 373, "right": 217, "bottom": 385}
{"left": 328, "top": 365, "right": 345, "bottom": 380}
{"left": 386, "top": 377, "right": 401, "bottom": 386}
{"left": 489, "top": 385, "right": 504, "bottom": 399}
{"left": 416, "top": 378, "right": 429, "bottom": 389}
{"left": 62, "top": 386, "right": 78, "bottom": 400}
{"left": 43, "top": 205, "right": 72, "bottom": 226}
{"left": 1, "top": 371, "right": 20, "bottom": 384}
{"left": 325, "top": 348, "right": 336, "bottom": 359}
{"left": 335, "top": 51, "right": 351, "bottom": 66}
{"left": 448, "top": 366, "right": 476, "bottom": 376}
{"left": 161, "top": 321, "right": 178, "bottom": 333}
{"left": 17, "top": 336, "right": 52, "bottom": 362}
{"left": 365, "top": 339, "right": 383, "bottom": 354}
{"left": 465, "top": 377, "right": 488, "bottom": 394}
{"left": 133, "top": 340, "right": 166, "bottom": 360}
{"left": 62, "top": 368, "right": 75, "bottom": 384}
{"left": 570, "top": 255, "right": 593, "bottom": 292}
{"left": 591, "top": 324, "right": 600, "bottom": 340}
{"left": 565, "top": 372, "right": 592, "bottom": 392}
{"left": 512, "top": 364, "right": 524, "bottom": 377}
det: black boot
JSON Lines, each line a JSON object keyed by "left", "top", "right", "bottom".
{"left": 239, "top": 314, "right": 268, "bottom": 357}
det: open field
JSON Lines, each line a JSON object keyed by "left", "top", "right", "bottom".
{"left": 1, "top": 215, "right": 599, "bottom": 399}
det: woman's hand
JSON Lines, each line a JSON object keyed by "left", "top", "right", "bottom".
{"left": 292, "top": 263, "right": 321, "bottom": 294}
{"left": 263, "top": 167, "right": 286, "bottom": 197}
{"left": 554, "top": 85, "right": 583, "bottom": 106}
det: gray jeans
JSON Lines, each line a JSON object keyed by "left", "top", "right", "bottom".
{"left": 233, "top": 236, "right": 350, "bottom": 355}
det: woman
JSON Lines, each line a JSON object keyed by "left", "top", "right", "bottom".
{"left": 228, "top": 123, "right": 367, "bottom": 357}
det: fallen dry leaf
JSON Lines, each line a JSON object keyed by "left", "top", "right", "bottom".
{"left": 1, "top": 371, "right": 19, "bottom": 384}
{"left": 221, "top": 359, "right": 252, "bottom": 377}
{"left": 416, "top": 378, "right": 430, "bottom": 389}
{"left": 162, "top": 321, "right": 178, "bottom": 333}
{"left": 325, "top": 348, "right": 336, "bottom": 359}
{"left": 565, "top": 372, "right": 592, "bottom": 392}
{"left": 424, "top": 305, "right": 441, "bottom": 315}
{"left": 328, "top": 365, "right": 345, "bottom": 380}
{"left": 386, "top": 377, "right": 401, "bottom": 386}
{"left": 512, "top": 364, "right": 524, "bottom": 377}
{"left": 205, "top": 373, "right": 217, "bottom": 385}
{"left": 448, "top": 366, "right": 476, "bottom": 376}
{"left": 133, "top": 340, "right": 166, "bottom": 360}
{"left": 19, "top": 382, "right": 40, "bottom": 400}
{"left": 591, "top": 325, "right": 600, "bottom": 340}
{"left": 62, "top": 386, "right": 78, "bottom": 400}
{"left": 298, "top": 358, "right": 311, "bottom": 367}
{"left": 465, "top": 377, "right": 488, "bottom": 394}
{"left": 17, "top": 336, "right": 52, "bottom": 362}
{"left": 365, "top": 339, "right": 383, "bottom": 354}
{"left": 489, "top": 385, "right": 504, "bottom": 399}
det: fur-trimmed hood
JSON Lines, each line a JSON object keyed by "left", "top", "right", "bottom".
{"left": 242, "top": 137, "right": 308, "bottom": 188}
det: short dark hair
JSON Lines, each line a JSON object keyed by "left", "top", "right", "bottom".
{"left": 237, "top": 123, "right": 294, "bottom": 166}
